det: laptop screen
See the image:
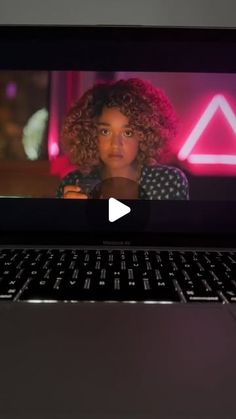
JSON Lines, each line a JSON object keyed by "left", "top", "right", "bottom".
{"left": 0, "top": 26, "right": 236, "bottom": 243}
{"left": 1, "top": 70, "right": 236, "bottom": 201}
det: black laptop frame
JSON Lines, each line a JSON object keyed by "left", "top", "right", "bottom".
{"left": 0, "top": 25, "right": 236, "bottom": 247}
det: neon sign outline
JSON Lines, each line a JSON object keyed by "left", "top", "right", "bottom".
{"left": 178, "top": 94, "right": 236, "bottom": 165}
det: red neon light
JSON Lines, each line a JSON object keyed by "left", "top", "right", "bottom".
{"left": 178, "top": 94, "right": 236, "bottom": 165}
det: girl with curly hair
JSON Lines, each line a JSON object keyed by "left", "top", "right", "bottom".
{"left": 57, "top": 78, "right": 189, "bottom": 200}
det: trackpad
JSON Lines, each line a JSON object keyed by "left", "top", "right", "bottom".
{"left": 0, "top": 303, "right": 236, "bottom": 419}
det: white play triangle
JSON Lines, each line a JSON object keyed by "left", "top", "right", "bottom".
{"left": 108, "top": 198, "right": 131, "bottom": 222}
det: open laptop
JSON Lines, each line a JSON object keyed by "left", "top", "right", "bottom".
{"left": 1, "top": 25, "right": 236, "bottom": 418}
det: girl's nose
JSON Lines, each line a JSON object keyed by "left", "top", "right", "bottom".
{"left": 111, "top": 132, "right": 123, "bottom": 146}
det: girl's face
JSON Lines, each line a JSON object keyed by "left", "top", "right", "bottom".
{"left": 97, "top": 107, "right": 139, "bottom": 170}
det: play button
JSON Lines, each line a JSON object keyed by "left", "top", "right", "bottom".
{"left": 85, "top": 176, "right": 150, "bottom": 231}
{"left": 109, "top": 198, "right": 131, "bottom": 222}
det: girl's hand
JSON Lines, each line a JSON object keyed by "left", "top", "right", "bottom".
{"left": 63, "top": 185, "right": 88, "bottom": 199}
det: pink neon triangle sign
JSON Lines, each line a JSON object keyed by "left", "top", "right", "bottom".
{"left": 178, "top": 94, "right": 236, "bottom": 165}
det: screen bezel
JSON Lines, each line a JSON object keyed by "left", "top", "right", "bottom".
{"left": 1, "top": 25, "right": 236, "bottom": 246}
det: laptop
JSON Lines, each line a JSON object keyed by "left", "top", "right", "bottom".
{"left": 0, "top": 25, "right": 236, "bottom": 418}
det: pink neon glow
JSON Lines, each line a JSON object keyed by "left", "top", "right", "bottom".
{"left": 50, "top": 155, "right": 77, "bottom": 178}
{"left": 188, "top": 154, "right": 236, "bottom": 165}
{"left": 47, "top": 112, "right": 59, "bottom": 160}
{"left": 48, "top": 72, "right": 81, "bottom": 167}
{"left": 49, "top": 142, "right": 59, "bottom": 157}
{"left": 178, "top": 94, "right": 236, "bottom": 163}
{"left": 48, "top": 124, "right": 59, "bottom": 159}
{"left": 6, "top": 82, "right": 17, "bottom": 99}
{"left": 47, "top": 72, "right": 60, "bottom": 160}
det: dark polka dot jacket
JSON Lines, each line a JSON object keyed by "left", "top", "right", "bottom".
{"left": 56, "top": 165, "right": 189, "bottom": 200}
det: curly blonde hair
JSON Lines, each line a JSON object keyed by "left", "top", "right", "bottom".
{"left": 61, "top": 78, "right": 178, "bottom": 173}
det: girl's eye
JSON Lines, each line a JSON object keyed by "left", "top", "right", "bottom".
{"left": 123, "top": 129, "right": 133, "bottom": 137}
{"left": 99, "top": 128, "right": 110, "bottom": 136}
{"left": 98, "top": 127, "right": 134, "bottom": 138}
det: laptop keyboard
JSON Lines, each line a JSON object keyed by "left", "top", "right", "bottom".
{"left": 0, "top": 248, "right": 236, "bottom": 303}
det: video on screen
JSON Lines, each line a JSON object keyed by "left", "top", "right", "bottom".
{"left": 1, "top": 70, "right": 236, "bottom": 200}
